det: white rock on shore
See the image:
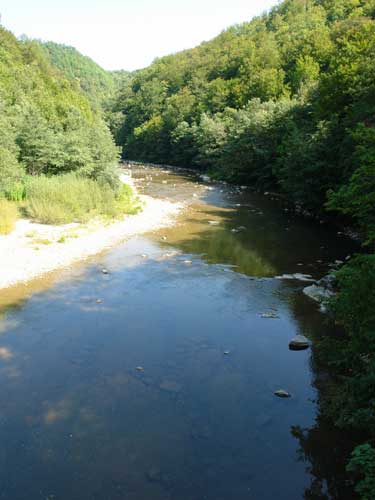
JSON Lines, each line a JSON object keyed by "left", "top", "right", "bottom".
{"left": 303, "top": 284, "right": 334, "bottom": 303}
{"left": 0, "top": 195, "right": 182, "bottom": 290}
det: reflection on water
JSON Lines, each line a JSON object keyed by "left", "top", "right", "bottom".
{"left": 0, "top": 166, "right": 359, "bottom": 500}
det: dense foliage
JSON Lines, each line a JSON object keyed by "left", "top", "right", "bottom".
{"left": 0, "top": 25, "right": 124, "bottom": 221}
{"left": 318, "top": 254, "right": 375, "bottom": 498}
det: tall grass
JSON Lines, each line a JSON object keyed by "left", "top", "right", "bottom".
{"left": 0, "top": 199, "right": 18, "bottom": 234}
{"left": 24, "top": 173, "right": 140, "bottom": 225}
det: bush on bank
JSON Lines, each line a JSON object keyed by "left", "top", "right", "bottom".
{"left": 23, "top": 173, "right": 140, "bottom": 225}
{"left": 321, "top": 255, "right": 375, "bottom": 497}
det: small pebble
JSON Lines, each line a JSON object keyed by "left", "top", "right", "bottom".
{"left": 261, "top": 312, "right": 279, "bottom": 319}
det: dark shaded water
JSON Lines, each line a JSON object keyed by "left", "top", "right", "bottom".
{"left": 0, "top": 166, "right": 359, "bottom": 500}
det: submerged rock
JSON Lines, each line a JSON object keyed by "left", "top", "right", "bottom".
{"left": 255, "top": 414, "right": 272, "bottom": 427}
{"left": 159, "top": 380, "right": 182, "bottom": 393}
{"left": 274, "top": 390, "right": 291, "bottom": 398}
{"left": 190, "top": 425, "right": 212, "bottom": 440}
{"left": 289, "top": 335, "right": 310, "bottom": 351}
{"left": 147, "top": 465, "right": 162, "bottom": 482}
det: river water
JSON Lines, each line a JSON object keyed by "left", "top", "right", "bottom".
{"left": 0, "top": 165, "right": 359, "bottom": 500}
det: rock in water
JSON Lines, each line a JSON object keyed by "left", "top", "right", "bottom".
{"left": 200, "top": 174, "right": 211, "bottom": 182}
{"left": 274, "top": 389, "right": 291, "bottom": 398}
{"left": 261, "top": 312, "right": 279, "bottom": 319}
{"left": 289, "top": 335, "right": 310, "bottom": 351}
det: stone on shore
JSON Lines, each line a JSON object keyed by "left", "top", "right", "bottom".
{"left": 303, "top": 284, "right": 334, "bottom": 303}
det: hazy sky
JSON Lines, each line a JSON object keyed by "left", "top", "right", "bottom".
{"left": 1, "top": 0, "right": 277, "bottom": 71}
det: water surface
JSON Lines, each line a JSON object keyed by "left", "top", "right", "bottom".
{"left": 0, "top": 165, "right": 358, "bottom": 500}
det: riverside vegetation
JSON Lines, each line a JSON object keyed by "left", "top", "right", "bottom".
{"left": 0, "top": 26, "right": 137, "bottom": 234}
{"left": 0, "top": 0, "right": 375, "bottom": 496}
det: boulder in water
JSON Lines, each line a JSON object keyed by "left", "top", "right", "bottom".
{"left": 274, "top": 390, "right": 291, "bottom": 398}
{"left": 289, "top": 335, "right": 310, "bottom": 351}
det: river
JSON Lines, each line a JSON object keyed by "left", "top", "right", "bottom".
{"left": 0, "top": 165, "right": 359, "bottom": 500}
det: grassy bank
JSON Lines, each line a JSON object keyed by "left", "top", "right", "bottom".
{"left": 24, "top": 173, "right": 140, "bottom": 224}
{"left": 0, "top": 173, "right": 141, "bottom": 230}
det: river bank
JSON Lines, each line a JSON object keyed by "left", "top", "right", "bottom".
{"left": 0, "top": 194, "right": 182, "bottom": 290}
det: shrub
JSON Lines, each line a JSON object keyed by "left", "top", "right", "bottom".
{"left": 115, "top": 183, "right": 142, "bottom": 216}
{"left": 0, "top": 199, "right": 18, "bottom": 234}
{"left": 347, "top": 444, "right": 375, "bottom": 500}
{"left": 24, "top": 173, "right": 139, "bottom": 224}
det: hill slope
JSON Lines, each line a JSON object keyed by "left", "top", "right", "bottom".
{"left": 0, "top": 26, "right": 119, "bottom": 195}
{"left": 39, "top": 41, "right": 115, "bottom": 109}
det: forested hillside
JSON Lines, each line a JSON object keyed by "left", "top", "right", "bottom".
{"left": 113, "top": 0, "right": 375, "bottom": 239}
{"left": 38, "top": 41, "right": 116, "bottom": 109}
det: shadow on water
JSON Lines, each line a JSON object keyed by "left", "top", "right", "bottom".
{"left": 0, "top": 165, "right": 360, "bottom": 500}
